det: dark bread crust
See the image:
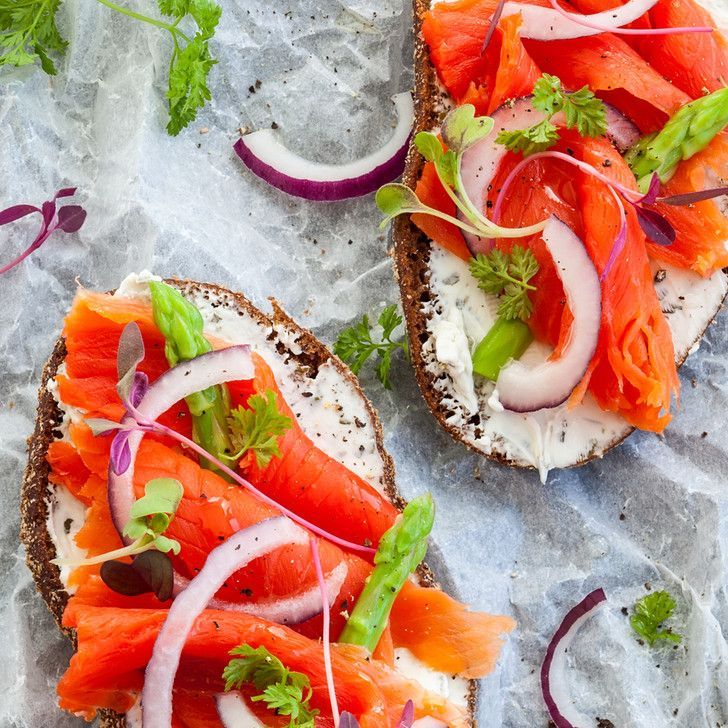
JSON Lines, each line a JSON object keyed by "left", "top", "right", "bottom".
{"left": 391, "top": 0, "right": 728, "bottom": 469}
{"left": 20, "top": 279, "right": 476, "bottom": 726}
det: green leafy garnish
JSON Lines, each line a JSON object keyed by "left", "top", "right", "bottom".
{"left": 630, "top": 591, "right": 682, "bottom": 647}
{"left": 0, "top": 0, "right": 220, "bottom": 135}
{"left": 469, "top": 246, "right": 539, "bottom": 321}
{"left": 497, "top": 73, "right": 607, "bottom": 156}
{"left": 226, "top": 390, "right": 292, "bottom": 469}
{"left": 334, "top": 304, "right": 409, "bottom": 389}
{"left": 51, "top": 478, "right": 184, "bottom": 567}
{"left": 123, "top": 477, "right": 184, "bottom": 554}
{"left": 496, "top": 119, "right": 560, "bottom": 158}
{"left": 376, "top": 105, "right": 548, "bottom": 241}
{"left": 222, "top": 645, "right": 318, "bottom": 727}
{"left": 0, "top": 0, "right": 67, "bottom": 74}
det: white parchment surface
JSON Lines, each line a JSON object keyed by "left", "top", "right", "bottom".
{"left": 1, "top": 0, "right": 727, "bottom": 726}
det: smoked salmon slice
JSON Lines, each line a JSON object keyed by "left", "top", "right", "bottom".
{"left": 524, "top": 34, "right": 692, "bottom": 132}
{"left": 58, "top": 606, "right": 470, "bottom": 727}
{"left": 50, "top": 289, "right": 513, "bottom": 681}
{"left": 413, "top": 130, "right": 679, "bottom": 431}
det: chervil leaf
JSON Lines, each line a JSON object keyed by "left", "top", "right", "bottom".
{"left": 562, "top": 84, "right": 607, "bottom": 138}
{"left": 532, "top": 73, "right": 564, "bottom": 117}
{"left": 469, "top": 246, "right": 539, "bottom": 321}
{"left": 0, "top": 0, "right": 67, "bottom": 74}
{"left": 496, "top": 119, "right": 559, "bottom": 156}
{"left": 227, "top": 390, "right": 292, "bottom": 469}
{"left": 223, "top": 645, "right": 318, "bottom": 727}
{"left": 167, "top": 34, "right": 216, "bottom": 136}
{"left": 497, "top": 74, "right": 606, "bottom": 156}
{"left": 334, "top": 305, "right": 408, "bottom": 389}
{"left": 630, "top": 590, "right": 682, "bottom": 647}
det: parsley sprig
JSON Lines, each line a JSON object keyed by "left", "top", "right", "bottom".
{"left": 469, "top": 246, "right": 539, "bottom": 321}
{"left": 497, "top": 74, "right": 607, "bottom": 156}
{"left": 0, "top": 0, "right": 66, "bottom": 73}
{"left": 334, "top": 304, "right": 409, "bottom": 389}
{"left": 223, "top": 645, "right": 318, "bottom": 727}
{"left": 0, "top": 0, "right": 220, "bottom": 135}
{"left": 630, "top": 590, "right": 682, "bottom": 647}
{"left": 226, "top": 390, "right": 292, "bottom": 469}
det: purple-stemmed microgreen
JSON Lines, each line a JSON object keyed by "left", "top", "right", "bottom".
{"left": 86, "top": 322, "right": 378, "bottom": 556}
{"left": 51, "top": 477, "right": 183, "bottom": 568}
{"left": 396, "top": 700, "right": 415, "bottom": 728}
{"left": 338, "top": 713, "right": 361, "bottom": 728}
{"left": 0, "top": 188, "right": 86, "bottom": 275}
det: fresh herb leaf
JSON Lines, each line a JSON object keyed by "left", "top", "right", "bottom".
{"left": 496, "top": 119, "right": 560, "bottom": 157}
{"left": 469, "top": 245, "right": 539, "bottom": 321}
{"left": 52, "top": 478, "right": 184, "bottom": 568}
{"left": 334, "top": 305, "right": 409, "bottom": 389}
{"left": 100, "top": 549, "right": 174, "bottom": 601}
{"left": 498, "top": 73, "right": 607, "bottom": 156}
{"left": 223, "top": 645, "right": 318, "bottom": 727}
{"left": 0, "top": 0, "right": 221, "bottom": 135}
{"left": 0, "top": 0, "right": 67, "bottom": 74}
{"left": 123, "top": 477, "right": 183, "bottom": 554}
{"left": 226, "top": 390, "right": 292, "bottom": 469}
{"left": 561, "top": 85, "right": 607, "bottom": 138}
{"left": 440, "top": 104, "right": 494, "bottom": 154}
{"left": 630, "top": 591, "right": 682, "bottom": 647}
{"left": 532, "top": 73, "right": 565, "bottom": 117}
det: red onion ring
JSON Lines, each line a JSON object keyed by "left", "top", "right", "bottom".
{"left": 142, "top": 517, "right": 306, "bottom": 728}
{"left": 172, "top": 560, "right": 348, "bottom": 625}
{"left": 544, "top": 0, "right": 712, "bottom": 36}
{"left": 496, "top": 216, "right": 602, "bottom": 413}
{"left": 215, "top": 692, "right": 263, "bottom": 727}
{"left": 541, "top": 588, "right": 607, "bottom": 728}
{"left": 501, "top": 0, "right": 683, "bottom": 40}
{"left": 458, "top": 97, "right": 639, "bottom": 255}
{"left": 233, "top": 93, "right": 414, "bottom": 201}
{"left": 108, "top": 346, "right": 254, "bottom": 539}
{"left": 310, "top": 535, "right": 339, "bottom": 725}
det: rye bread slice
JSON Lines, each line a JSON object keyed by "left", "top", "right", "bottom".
{"left": 20, "top": 279, "right": 477, "bottom": 727}
{"left": 391, "top": 0, "right": 728, "bottom": 470}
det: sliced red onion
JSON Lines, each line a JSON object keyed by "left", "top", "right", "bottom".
{"left": 215, "top": 692, "right": 264, "bottom": 727}
{"left": 108, "top": 345, "right": 254, "bottom": 538}
{"left": 339, "top": 713, "right": 362, "bottom": 728}
{"left": 233, "top": 93, "right": 414, "bottom": 201}
{"left": 481, "top": 0, "right": 506, "bottom": 53}
{"left": 541, "top": 588, "right": 607, "bottom": 728}
{"left": 311, "top": 535, "right": 339, "bottom": 725}
{"left": 544, "top": 0, "right": 712, "bottom": 36}
{"left": 171, "top": 560, "right": 348, "bottom": 625}
{"left": 496, "top": 216, "right": 602, "bottom": 413}
{"left": 142, "top": 517, "right": 306, "bottom": 728}
{"left": 458, "top": 97, "right": 639, "bottom": 255}
{"left": 500, "top": 0, "right": 707, "bottom": 40}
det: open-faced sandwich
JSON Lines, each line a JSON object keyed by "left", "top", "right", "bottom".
{"left": 21, "top": 274, "right": 515, "bottom": 727}
{"left": 386, "top": 0, "right": 728, "bottom": 478}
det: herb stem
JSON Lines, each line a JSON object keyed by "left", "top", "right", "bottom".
{"left": 52, "top": 536, "right": 154, "bottom": 568}
{"left": 93, "top": 0, "right": 191, "bottom": 42}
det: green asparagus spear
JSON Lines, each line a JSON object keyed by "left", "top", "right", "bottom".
{"left": 339, "top": 493, "right": 435, "bottom": 652}
{"left": 626, "top": 87, "right": 728, "bottom": 191}
{"left": 149, "top": 281, "right": 234, "bottom": 475}
{"left": 472, "top": 317, "right": 533, "bottom": 381}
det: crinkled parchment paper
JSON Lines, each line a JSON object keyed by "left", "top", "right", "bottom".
{"left": 1, "top": 0, "right": 727, "bottom": 725}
